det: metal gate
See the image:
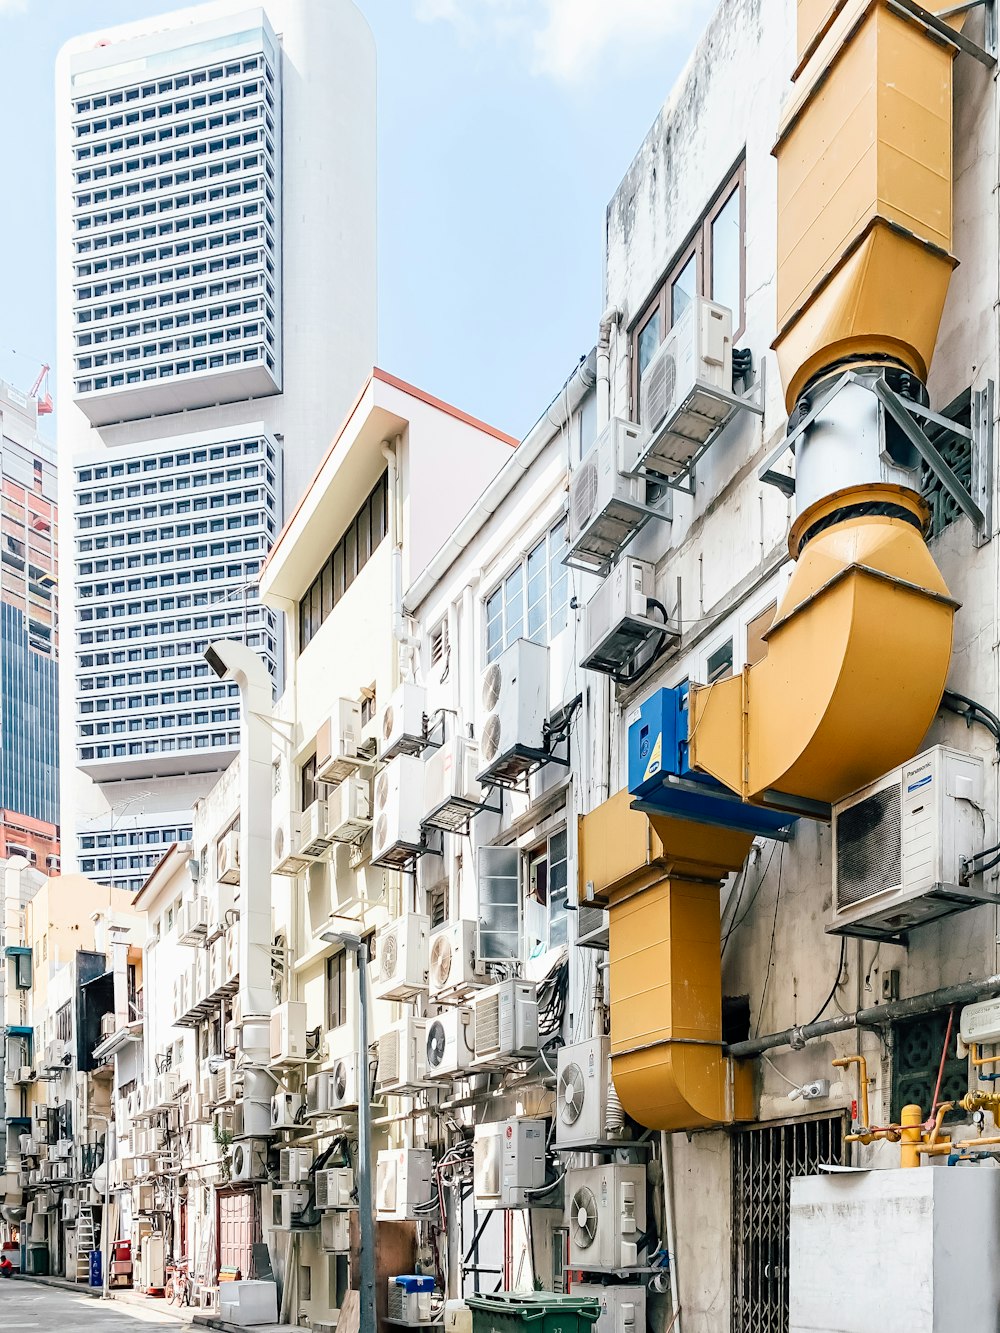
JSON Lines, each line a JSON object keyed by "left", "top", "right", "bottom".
{"left": 731, "top": 1113, "right": 845, "bottom": 1333}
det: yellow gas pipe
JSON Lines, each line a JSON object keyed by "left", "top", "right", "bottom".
{"left": 833, "top": 1055, "right": 902, "bottom": 1145}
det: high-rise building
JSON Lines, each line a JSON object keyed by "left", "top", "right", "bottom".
{"left": 55, "top": 0, "right": 377, "bottom": 890}
{"left": 0, "top": 383, "right": 59, "bottom": 872}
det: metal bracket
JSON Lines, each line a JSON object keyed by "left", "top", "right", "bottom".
{"left": 872, "top": 377, "right": 991, "bottom": 545}
{"left": 892, "top": 0, "right": 997, "bottom": 64}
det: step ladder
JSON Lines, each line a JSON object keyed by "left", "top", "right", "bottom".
{"left": 76, "top": 1202, "right": 95, "bottom": 1283}
{"left": 193, "top": 1207, "right": 216, "bottom": 1308}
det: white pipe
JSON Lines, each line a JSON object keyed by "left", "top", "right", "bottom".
{"left": 659, "top": 1131, "right": 683, "bottom": 1333}
{"left": 403, "top": 351, "right": 597, "bottom": 615}
{"left": 382, "top": 438, "right": 418, "bottom": 684}
{"left": 596, "top": 305, "right": 622, "bottom": 430}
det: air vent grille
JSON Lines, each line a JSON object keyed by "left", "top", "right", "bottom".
{"left": 836, "top": 785, "right": 902, "bottom": 907}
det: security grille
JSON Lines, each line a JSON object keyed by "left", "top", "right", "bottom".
{"left": 891, "top": 1010, "right": 969, "bottom": 1126}
{"left": 835, "top": 785, "right": 901, "bottom": 907}
{"left": 731, "top": 1113, "right": 845, "bottom": 1333}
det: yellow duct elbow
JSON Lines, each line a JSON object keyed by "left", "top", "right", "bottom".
{"left": 689, "top": 499, "right": 957, "bottom": 808}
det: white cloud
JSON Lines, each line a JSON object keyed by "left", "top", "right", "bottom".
{"left": 0, "top": 0, "right": 27, "bottom": 12}
{"left": 415, "top": 0, "right": 712, "bottom": 82}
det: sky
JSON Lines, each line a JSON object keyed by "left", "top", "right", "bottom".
{"left": 0, "top": 0, "right": 714, "bottom": 442}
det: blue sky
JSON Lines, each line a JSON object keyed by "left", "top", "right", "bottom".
{"left": 0, "top": 0, "right": 713, "bottom": 441}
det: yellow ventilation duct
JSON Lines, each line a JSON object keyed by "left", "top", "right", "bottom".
{"left": 593, "top": 0, "right": 965, "bottom": 1132}
{"left": 689, "top": 0, "right": 960, "bottom": 811}
{"left": 579, "top": 791, "right": 754, "bottom": 1129}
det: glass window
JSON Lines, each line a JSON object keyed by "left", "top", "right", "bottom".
{"left": 503, "top": 565, "right": 523, "bottom": 645}
{"left": 478, "top": 845, "right": 520, "bottom": 961}
{"left": 484, "top": 518, "right": 569, "bottom": 662}
{"left": 326, "top": 950, "right": 347, "bottom": 1030}
{"left": 671, "top": 251, "right": 697, "bottom": 324}
{"left": 485, "top": 588, "right": 503, "bottom": 663}
{"left": 711, "top": 183, "right": 742, "bottom": 319}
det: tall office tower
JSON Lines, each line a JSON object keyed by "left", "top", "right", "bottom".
{"left": 55, "top": 0, "right": 377, "bottom": 890}
{"left": 0, "top": 384, "right": 60, "bottom": 872}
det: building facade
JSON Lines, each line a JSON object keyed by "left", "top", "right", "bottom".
{"left": 0, "top": 384, "right": 59, "bottom": 872}
{"left": 55, "top": 0, "right": 377, "bottom": 892}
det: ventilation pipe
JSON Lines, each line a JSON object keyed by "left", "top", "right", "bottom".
{"left": 689, "top": 0, "right": 961, "bottom": 808}
{"left": 595, "top": 0, "right": 967, "bottom": 1132}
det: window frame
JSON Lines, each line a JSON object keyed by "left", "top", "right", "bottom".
{"left": 326, "top": 949, "right": 347, "bottom": 1031}
{"left": 483, "top": 516, "right": 569, "bottom": 664}
{"left": 630, "top": 158, "right": 746, "bottom": 419}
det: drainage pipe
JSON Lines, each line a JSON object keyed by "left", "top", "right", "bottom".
{"left": 725, "top": 973, "right": 1000, "bottom": 1059}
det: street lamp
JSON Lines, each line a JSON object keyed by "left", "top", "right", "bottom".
{"left": 320, "top": 929, "right": 374, "bottom": 1333}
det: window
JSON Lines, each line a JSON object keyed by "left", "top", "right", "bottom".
{"left": 326, "top": 951, "right": 347, "bottom": 1030}
{"left": 485, "top": 518, "right": 569, "bottom": 663}
{"left": 477, "top": 845, "right": 520, "bottom": 961}
{"left": 56, "top": 1003, "right": 73, "bottom": 1043}
{"left": 429, "top": 620, "right": 448, "bottom": 671}
{"left": 525, "top": 829, "right": 570, "bottom": 950}
{"left": 707, "top": 639, "right": 734, "bottom": 684}
{"left": 631, "top": 161, "right": 746, "bottom": 418}
{"left": 298, "top": 472, "right": 388, "bottom": 648}
{"left": 301, "top": 754, "right": 319, "bottom": 811}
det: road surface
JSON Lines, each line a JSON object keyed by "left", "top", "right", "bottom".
{"left": 3, "top": 1279, "right": 191, "bottom": 1329}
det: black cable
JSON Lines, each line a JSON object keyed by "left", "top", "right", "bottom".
{"left": 806, "top": 936, "right": 848, "bottom": 1026}
{"left": 720, "top": 858, "right": 752, "bottom": 956}
{"left": 941, "top": 689, "right": 1000, "bottom": 754}
{"left": 723, "top": 841, "right": 779, "bottom": 954}
{"left": 753, "top": 844, "right": 784, "bottom": 1037}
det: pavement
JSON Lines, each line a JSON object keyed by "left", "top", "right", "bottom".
{"left": 5, "top": 1275, "right": 194, "bottom": 1327}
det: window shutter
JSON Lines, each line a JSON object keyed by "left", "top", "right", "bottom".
{"left": 477, "top": 845, "right": 520, "bottom": 961}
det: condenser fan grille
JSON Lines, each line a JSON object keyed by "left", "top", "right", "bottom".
{"left": 333, "top": 1061, "right": 348, "bottom": 1101}
{"left": 376, "top": 773, "right": 389, "bottom": 810}
{"left": 558, "top": 1063, "right": 586, "bottom": 1124}
{"left": 571, "top": 1186, "right": 599, "bottom": 1248}
{"left": 382, "top": 706, "right": 395, "bottom": 741}
{"left": 481, "top": 714, "right": 502, "bottom": 763}
{"left": 571, "top": 461, "right": 600, "bottom": 529}
{"left": 374, "top": 815, "right": 388, "bottom": 850}
{"left": 481, "top": 663, "right": 502, "bottom": 712}
{"left": 273, "top": 825, "right": 285, "bottom": 859}
{"left": 430, "top": 934, "right": 453, "bottom": 987}
{"left": 426, "top": 1020, "right": 447, "bottom": 1068}
{"left": 380, "top": 931, "right": 399, "bottom": 980}
{"left": 644, "top": 350, "right": 677, "bottom": 430}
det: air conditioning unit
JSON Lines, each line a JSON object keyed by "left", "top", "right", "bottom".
{"left": 381, "top": 682, "right": 427, "bottom": 760}
{"left": 100, "top": 1013, "right": 116, "bottom": 1040}
{"left": 472, "top": 979, "right": 539, "bottom": 1066}
{"left": 321, "top": 1210, "right": 351, "bottom": 1252}
{"left": 217, "top": 829, "right": 241, "bottom": 884}
{"left": 300, "top": 799, "right": 335, "bottom": 859}
{"left": 279, "top": 1147, "right": 314, "bottom": 1184}
{"left": 371, "top": 755, "right": 425, "bottom": 867}
{"left": 565, "top": 1164, "right": 647, "bottom": 1269}
{"left": 429, "top": 919, "right": 486, "bottom": 998}
{"left": 375, "top": 1147, "right": 433, "bottom": 1221}
{"left": 270, "top": 1001, "right": 308, "bottom": 1067}
{"left": 473, "top": 1119, "right": 546, "bottom": 1210}
{"left": 328, "top": 773, "right": 372, "bottom": 844}
{"left": 272, "top": 814, "right": 309, "bottom": 877}
{"left": 572, "top": 1285, "right": 647, "bottom": 1333}
{"left": 231, "top": 1139, "right": 269, "bottom": 1183}
{"left": 425, "top": 1007, "right": 475, "bottom": 1079}
{"left": 224, "top": 1020, "right": 239, "bottom": 1054}
{"left": 316, "top": 699, "right": 363, "bottom": 788}
{"left": 172, "top": 970, "right": 189, "bottom": 1025}
{"left": 477, "top": 638, "right": 549, "bottom": 784}
{"left": 636, "top": 295, "right": 734, "bottom": 480}
{"left": 62, "top": 1198, "right": 79, "bottom": 1224}
{"left": 387, "top": 1276, "right": 436, "bottom": 1324}
{"left": 306, "top": 1071, "right": 332, "bottom": 1118}
{"left": 376, "top": 1015, "right": 430, "bottom": 1094}
{"left": 177, "top": 895, "right": 209, "bottom": 947}
{"left": 556, "top": 1038, "right": 617, "bottom": 1149}
{"left": 422, "top": 736, "right": 482, "bottom": 833}
{"left": 273, "top": 1186, "right": 311, "bottom": 1230}
{"left": 576, "top": 905, "right": 610, "bottom": 951}
{"left": 372, "top": 913, "right": 430, "bottom": 1001}
{"left": 16, "top": 1065, "right": 33, "bottom": 1083}
{"left": 316, "top": 1166, "right": 355, "bottom": 1209}
{"left": 830, "top": 745, "right": 992, "bottom": 941}
{"left": 271, "top": 1092, "right": 304, "bottom": 1130}
{"left": 56, "top": 1139, "right": 74, "bottom": 1160}
{"left": 567, "top": 417, "right": 656, "bottom": 574}
{"left": 581, "top": 556, "right": 677, "bottom": 679}
{"left": 133, "top": 1183, "right": 156, "bottom": 1213}
{"left": 329, "top": 1053, "right": 362, "bottom": 1113}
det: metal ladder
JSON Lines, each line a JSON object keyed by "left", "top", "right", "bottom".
{"left": 76, "top": 1202, "right": 95, "bottom": 1283}
{"left": 192, "top": 1207, "right": 215, "bottom": 1308}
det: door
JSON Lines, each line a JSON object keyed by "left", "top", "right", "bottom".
{"left": 217, "top": 1187, "right": 257, "bottom": 1281}
{"left": 731, "top": 1114, "right": 844, "bottom": 1333}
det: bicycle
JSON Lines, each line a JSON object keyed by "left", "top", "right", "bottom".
{"left": 165, "top": 1257, "right": 191, "bottom": 1307}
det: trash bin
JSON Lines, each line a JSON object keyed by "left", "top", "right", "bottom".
{"left": 466, "top": 1292, "right": 601, "bottom": 1333}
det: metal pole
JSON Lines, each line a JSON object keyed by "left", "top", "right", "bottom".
{"left": 351, "top": 940, "right": 376, "bottom": 1333}
{"left": 725, "top": 972, "right": 1000, "bottom": 1059}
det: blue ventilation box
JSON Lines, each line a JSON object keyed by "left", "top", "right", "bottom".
{"left": 627, "top": 685, "right": 796, "bottom": 838}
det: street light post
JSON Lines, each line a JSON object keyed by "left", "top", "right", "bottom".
{"left": 321, "top": 930, "right": 375, "bottom": 1333}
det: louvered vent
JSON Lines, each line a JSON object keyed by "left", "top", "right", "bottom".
{"left": 836, "top": 785, "right": 902, "bottom": 907}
